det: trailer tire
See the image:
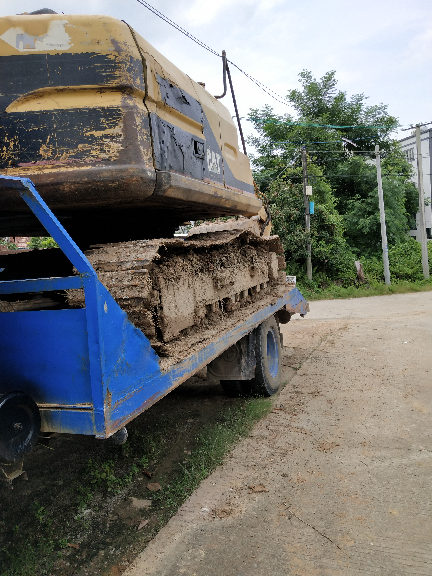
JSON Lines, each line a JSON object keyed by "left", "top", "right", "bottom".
{"left": 251, "top": 315, "right": 282, "bottom": 396}
{"left": 110, "top": 427, "right": 128, "bottom": 445}
{"left": 0, "top": 392, "right": 41, "bottom": 463}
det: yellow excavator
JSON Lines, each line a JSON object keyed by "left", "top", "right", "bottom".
{"left": 0, "top": 11, "right": 310, "bottom": 479}
{"left": 0, "top": 10, "right": 282, "bottom": 347}
{"left": 0, "top": 10, "right": 269, "bottom": 243}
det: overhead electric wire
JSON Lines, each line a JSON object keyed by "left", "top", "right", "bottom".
{"left": 263, "top": 137, "right": 376, "bottom": 144}
{"left": 224, "top": 61, "right": 290, "bottom": 108}
{"left": 136, "top": 0, "right": 219, "bottom": 55}
{"left": 134, "top": 1, "right": 430, "bottom": 134}
{"left": 306, "top": 150, "right": 432, "bottom": 155}
{"left": 307, "top": 150, "right": 377, "bottom": 154}
{"left": 308, "top": 151, "right": 431, "bottom": 157}
{"left": 250, "top": 119, "right": 389, "bottom": 129}
{"left": 274, "top": 173, "right": 407, "bottom": 179}
{"left": 135, "top": 0, "right": 291, "bottom": 107}
{"left": 401, "top": 121, "right": 432, "bottom": 131}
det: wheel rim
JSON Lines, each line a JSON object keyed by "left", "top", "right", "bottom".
{"left": 266, "top": 327, "right": 279, "bottom": 378}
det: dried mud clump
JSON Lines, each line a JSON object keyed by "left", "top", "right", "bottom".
{"left": 66, "top": 231, "right": 286, "bottom": 354}
{"left": 0, "top": 230, "right": 288, "bottom": 365}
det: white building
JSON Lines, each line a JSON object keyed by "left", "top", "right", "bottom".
{"left": 398, "top": 127, "right": 432, "bottom": 240}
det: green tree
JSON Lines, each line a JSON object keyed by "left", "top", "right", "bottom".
{"left": 286, "top": 70, "right": 397, "bottom": 147}
{"left": 332, "top": 145, "right": 416, "bottom": 214}
{"left": 334, "top": 148, "right": 417, "bottom": 254}
{"left": 249, "top": 70, "right": 416, "bottom": 264}
{"left": 0, "top": 237, "right": 17, "bottom": 250}
{"left": 248, "top": 69, "right": 398, "bottom": 190}
{"left": 265, "top": 163, "right": 356, "bottom": 285}
{"left": 28, "top": 237, "right": 58, "bottom": 250}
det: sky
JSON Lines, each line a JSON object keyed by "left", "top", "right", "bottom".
{"left": 1, "top": 0, "right": 431, "bottom": 147}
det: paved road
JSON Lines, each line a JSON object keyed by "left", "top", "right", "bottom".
{"left": 125, "top": 292, "right": 432, "bottom": 576}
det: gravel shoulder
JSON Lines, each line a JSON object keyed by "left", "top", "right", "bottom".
{"left": 125, "top": 292, "right": 432, "bottom": 576}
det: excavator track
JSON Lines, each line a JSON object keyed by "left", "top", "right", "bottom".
{"left": 67, "top": 227, "right": 287, "bottom": 354}
{"left": 0, "top": 223, "right": 288, "bottom": 363}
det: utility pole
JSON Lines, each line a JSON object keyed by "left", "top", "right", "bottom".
{"left": 415, "top": 125, "right": 430, "bottom": 279}
{"left": 375, "top": 145, "right": 391, "bottom": 285}
{"left": 302, "top": 147, "right": 312, "bottom": 280}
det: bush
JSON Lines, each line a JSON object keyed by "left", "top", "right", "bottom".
{"left": 265, "top": 177, "right": 357, "bottom": 286}
{"left": 389, "top": 238, "right": 432, "bottom": 281}
{"left": 0, "top": 238, "right": 17, "bottom": 250}
{"left": 28, "top": 237, "right": 58, "bottom": 250}
{"left": 361, "top": 238, "right": 432, "bottom": 283}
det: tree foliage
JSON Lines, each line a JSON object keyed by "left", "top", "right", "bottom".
{"left": 248, "top": 70, "right": 418, "bottom": 279}
{"left": 265, "top": 169, "right": 356, "bottom": 286}
{"left": 28, "top": 237, "right": 58, "bottom": 250}
{"left": 249, "top": 70, "right": 398, "bottom": 190}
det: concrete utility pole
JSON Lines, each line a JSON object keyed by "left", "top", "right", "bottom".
{"left": 415, "top": 125, "right": 430, "bottom": 279}
{"left": 301, "top": 148, "right": 312, "bottom": 280}
{"left": 375, "top": 145, "right": 391, "bottom": 285}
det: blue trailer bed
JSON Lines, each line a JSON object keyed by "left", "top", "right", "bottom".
{"left": 0, "top": 176, "right": 308, "bottom": 477}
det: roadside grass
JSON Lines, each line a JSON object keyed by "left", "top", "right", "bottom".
{"left": 0, "top": 395, "right": 272, "bottom": 576}
{"left": 1, "top": 502, "right": 62, "bottom": 576}
{"left": 152, "top": 398, "right": 272, "bottom": 518}
{"left": 298, "top": 278, "right": 432, "bottom": 301}
{"left": 2, "top": 426, "right": 171, "bottom": 576}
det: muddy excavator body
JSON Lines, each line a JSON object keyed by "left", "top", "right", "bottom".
{"left": 0, "top": 13, "right": 308, "bottom": 481}
{"left": 0, "top": 13, "right": 261, "bottom": 243}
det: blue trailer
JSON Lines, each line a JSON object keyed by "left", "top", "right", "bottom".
{"left": 0, "top": 176, "right": 308, "bottom": 483}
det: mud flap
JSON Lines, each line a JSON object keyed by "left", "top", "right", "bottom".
{"left": 207, "top": 332, "right": 256, "bottom": 381}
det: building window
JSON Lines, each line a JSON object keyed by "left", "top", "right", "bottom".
{"left": 404, "top": 148, "right": 415, "bottom": 162}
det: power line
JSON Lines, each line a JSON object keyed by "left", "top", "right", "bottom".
{"left": 307, "top": 150, "right": 376, "bottom": 154}
{"left": 225, "top": 61, "right": 290, "bottom": 107}
{"left": 250, "top": 119, "right": 389, "bottom": 129}
{"left": 261, "top": 137, "right": 376, "bottom": 144}
{"left": 133, "top": 2, "right": 432, "bottom": 133}
{"left": 308, "top": 151, "right": 431, "bottom": 156}
{"left": 135, "top": 0, "right": 291, "bottom": 107}
{"left": 275, "top": 173, "right": 407, "bottom": 179}
{"left": 400, "top": 121, "right": 432, "bottom": 131}
{"left": 262, "top": 149, "right": 376, "bottom": 154}
{"left": 136, "top": 0, "right": 219, "bottom": 56}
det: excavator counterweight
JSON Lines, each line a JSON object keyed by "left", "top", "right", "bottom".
{"left": 0, "top": 13, "right": 261, "bottom": 243}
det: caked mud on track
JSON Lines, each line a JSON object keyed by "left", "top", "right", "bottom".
{"left": 0, "top": 226, "right": 288, "bottom": 366}
{"left": 67, "top": 229, "right": 288, "bottom": 360}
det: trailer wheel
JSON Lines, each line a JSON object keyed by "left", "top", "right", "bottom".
{"left": 251, "top": 315, "right": 282, "bottom": 396}
{"left": 110, "top": 427, "right": 128, "bottom": 445}
{"left": 0, "top": 392, "right": 41, "bottom": 463}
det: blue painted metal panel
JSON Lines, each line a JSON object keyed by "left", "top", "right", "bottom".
{"left": 39, "top": 407, "right": 95, "bottom": 436}
{"left": 0, "top": 309, "right": 92, "bottom": 406}
{"left": 0, "top": 175, "right": 310, "bottom": 441}
{"left": 90, "top": 283, "right": 164, "bottom": 437}
{"left": 0, "top": 176, "right": 95, "bottom": 276}
{"left": 104, "top": 288, "right": 308, "bottom": 435}
{"left": 80, "top": 275, "right": 107, "bottom": 437}
{"left": 284, "top": 286, "right": 309, "bottom": 316}
{"left": 0, "top": 275, "right": 84, "bottom": 295}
